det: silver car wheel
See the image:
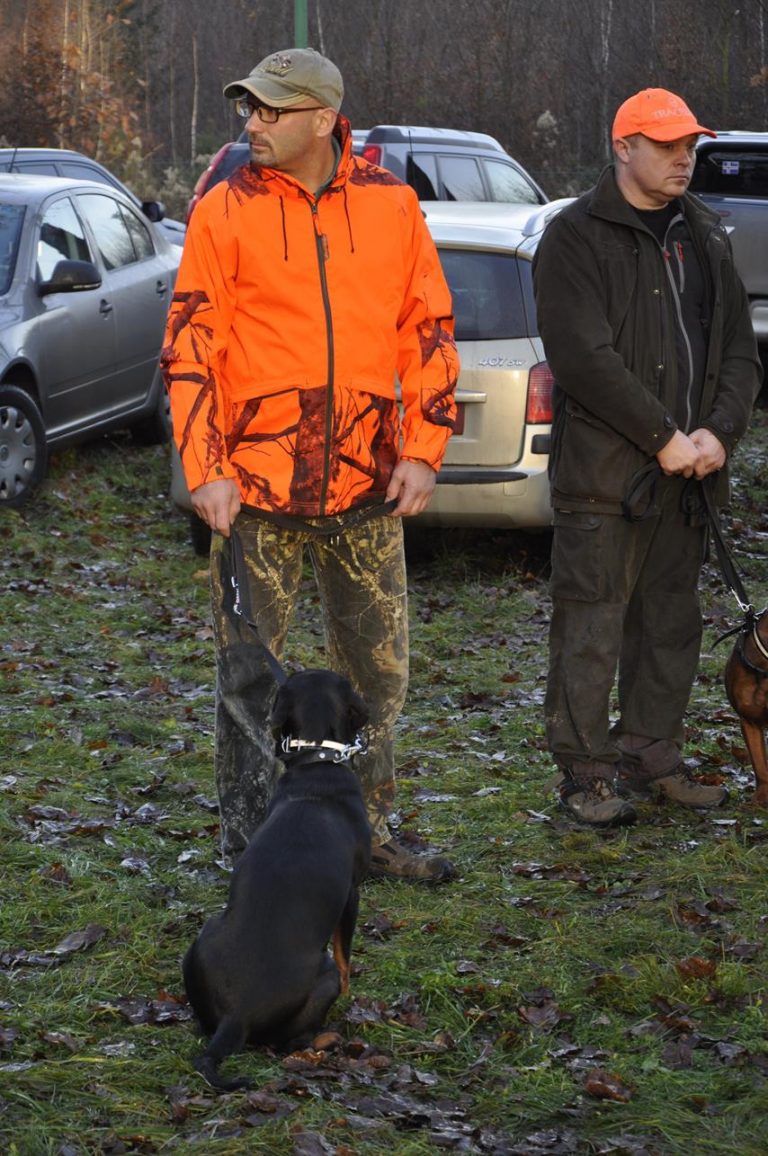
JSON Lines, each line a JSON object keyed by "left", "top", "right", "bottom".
{"left": 0, "top": 386, "right": 47, "bottom": 507}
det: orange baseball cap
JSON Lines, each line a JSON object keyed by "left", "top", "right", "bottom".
{"left": 612, "top": 88, "right": 716, "bottom": 141}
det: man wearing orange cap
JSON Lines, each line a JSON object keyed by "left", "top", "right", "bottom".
{"left": 533, "top": 88, "right": 761, "bottom": 827}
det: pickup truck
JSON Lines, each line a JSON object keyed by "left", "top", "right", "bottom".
{"left": 689, "top": 131, "right": 768, "bottom": 351}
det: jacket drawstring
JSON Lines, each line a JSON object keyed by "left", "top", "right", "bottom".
{"left": 279, "top": 196, "right": 288, "bottom": 260}
{"left": 342, "top": 185, "right": 355, "bottom": 254}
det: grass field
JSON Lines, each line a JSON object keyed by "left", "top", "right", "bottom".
{"left": 1, "top": 412, "right": 767, "bottom": 1155}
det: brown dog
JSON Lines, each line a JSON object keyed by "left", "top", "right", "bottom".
{"left": 724, "top": 609, "right": 768, "bottom": 806}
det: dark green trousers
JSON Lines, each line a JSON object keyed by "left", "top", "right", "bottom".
{"left": 546, "top": 477, "right": 708, "bottom": 766}
{"left": 210, "top": 508, "right": 408, "bottom": 856}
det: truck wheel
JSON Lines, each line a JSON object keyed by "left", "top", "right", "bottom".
{"left": 0, "top": 385, "right": 47, "bottom": 507}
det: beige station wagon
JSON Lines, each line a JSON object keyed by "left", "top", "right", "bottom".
{"left": 171, "top": 199, "right": 572, "bottom": 550}
{"left": 412, "top": 199, "right": 571, "bottom": 529}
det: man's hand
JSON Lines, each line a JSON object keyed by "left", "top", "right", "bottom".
{"left": 385, "top": 459, "right": 437, "bottom": 517}
{"left": 656, "top": 430, "right": 700, "bottom": 478}
{"left": 689, "top": 427, "right": 726, "bottom": 478}
{"left": 191, "top": 478, "right": 241, "bottom": 537}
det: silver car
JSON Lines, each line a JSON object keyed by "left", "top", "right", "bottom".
{"left": 0, "top": 148, "right": 186, "bottom": 249}
{"left": 171, "top": 198, "right": 571, "bottom": 549}
{"left": 413, "top": 199, "right": 571, "bottom": 529}
{"left": 0, "top": 174, "right": 180, "bottom": 506}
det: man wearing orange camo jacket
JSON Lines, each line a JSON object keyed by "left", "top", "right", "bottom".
{"left": 162, "top": 48, "right": 459, "bottom": 881}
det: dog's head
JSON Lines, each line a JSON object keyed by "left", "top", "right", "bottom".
{"left": 271, "top": 669, "right": 369, "bottom": 748}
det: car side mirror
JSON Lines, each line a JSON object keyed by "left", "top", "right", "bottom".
{"left": 38, "top": 259, "right": 102, "bottom": 296}
{"left": 141, "top": 199, "right": 166, "bottom": 223}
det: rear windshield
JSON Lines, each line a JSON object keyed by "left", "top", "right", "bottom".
{"left": 690, "top": 149, "right": 768, "bottom": 197}
{"left": 437, "top": 247, "right": 537, "bottom": 341}
{"left": 0, "top": 203, "right": 25, "bottom": 294}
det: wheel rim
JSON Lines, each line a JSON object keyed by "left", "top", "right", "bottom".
{"left": 0, "top": 404, "right": 39, "bottom": 501}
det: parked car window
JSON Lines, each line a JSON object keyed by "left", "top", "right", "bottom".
{"left": 77, "top": 192, "right": 141, "bottom": 269}
{"left": 437, "top": 248, "right": 533, "bottom": 341}
{"left": 58, "top": 160, "right": 116, "bottom": 190}
{"left": 120, "top": 203, "right": 156, "bottom": 260}
{"left": 37, "top": 197, "right": 91, "bottom": 281}
{"left": 0, "top": 203, "right": 25, "bottom": 294}
{"left": 484, "top": 159, "right": 540, "bottom": 205}
{"left": 3, "top": 160, "right": 59, "bottom": 176}
{"left": 690, "top": 149, "right": 768, "bottom": 197}
{"left": 438, "top": 156, "right": 486, "bottom": 201}
{"left": 406, "top": 154, "right": 439, "bottom": 200}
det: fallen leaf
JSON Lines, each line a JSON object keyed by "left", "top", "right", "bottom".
{"left": 50, "top": 924, "right": 107, "bottom": 956}
{"left": 675, "top": 956, "right": 717, "bottom": 979}
{"left": 583, "top": 1066, "right": 633, "bottom": 1102}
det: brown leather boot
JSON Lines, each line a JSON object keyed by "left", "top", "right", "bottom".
{"left": 369, "top": 836, "right": 457, "bottom": 883}
{"left": 616, "top": 736, "right": 728, "bottom": 808}
{"left": 556, "top": 762, "right": 637, "bottom": 828}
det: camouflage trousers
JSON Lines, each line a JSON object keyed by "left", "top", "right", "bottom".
{"left": 210, "top": 507, "right": 409, "bottom": 856}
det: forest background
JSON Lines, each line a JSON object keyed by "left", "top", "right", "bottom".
{"left": 2, "top": 0, "right": 768, "bottom": 218}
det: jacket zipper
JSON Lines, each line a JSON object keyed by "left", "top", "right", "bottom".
{"left": 659, "top": 213, "right": 695, "bottom": 432}
{"left": 308, "top": 197, "right": 334, "bottom": 514}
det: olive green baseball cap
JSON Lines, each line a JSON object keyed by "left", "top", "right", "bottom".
{"left": 223, "top": 48, "right": 343, "bottom": 111}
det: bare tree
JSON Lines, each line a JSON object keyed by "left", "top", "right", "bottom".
{"left": 3, "top": 0, "right": 768, "bottom": 206}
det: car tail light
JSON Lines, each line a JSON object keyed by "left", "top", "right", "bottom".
{"left": 362, "top": 144, "right": 382, "bottom": 165}
{"left": 526, "top": 361, "right": 554, "bottom": 423}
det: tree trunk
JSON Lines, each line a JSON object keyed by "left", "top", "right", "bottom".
{"left": 59, "top": 0, "right": 71, "bottom": 147}
{"left": 191, "top": 27, "right": 198, "bottom": 162}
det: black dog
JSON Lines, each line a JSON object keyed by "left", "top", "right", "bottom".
{"left": 182, "top": 669, "right": 372, "bottom": 1090}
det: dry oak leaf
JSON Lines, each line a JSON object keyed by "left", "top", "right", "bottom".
{"left": 583, "top": 1066, "right": 633, "bottom": 1102}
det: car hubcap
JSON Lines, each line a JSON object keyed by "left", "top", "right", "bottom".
{"left": 0, "top": 405, "right": 38, "bottom": 500}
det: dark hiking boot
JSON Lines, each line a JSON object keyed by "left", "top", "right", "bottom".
{"left": 557, "top": 767, "right": 637, "bottom": 828}
{"left": 616, "top": 737, "right": 728, "bottom": 809}
{"left": 368, "top": 837, "right": 457, "bottom": 883}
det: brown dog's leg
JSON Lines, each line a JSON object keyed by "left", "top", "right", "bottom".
{"left": 331, "top": 885, "right": 360, "bottom": 995}
{"left": 741, "top": 718, "right": 768, "bottom": 806}
{"left": 332, "top": 925, "right": 350, "bottom": 994}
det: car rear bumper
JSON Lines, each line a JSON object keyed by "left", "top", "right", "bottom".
{"left": 416, "top": 462, "right": 552, "bottom": 529}
{"left": 749, "top": 298, "right": 768, "bottom": 343}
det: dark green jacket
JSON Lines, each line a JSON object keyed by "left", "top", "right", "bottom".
{"left": 532, "top": 165, "right": 761, "bottom": 512}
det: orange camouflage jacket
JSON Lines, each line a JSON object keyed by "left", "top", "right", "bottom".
{"left": 161, "top": 116, "right": 459, "bottom": 517}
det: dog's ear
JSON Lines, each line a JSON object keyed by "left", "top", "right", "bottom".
{"left": 348, "top": 690, "right": 369, "bottom": 733}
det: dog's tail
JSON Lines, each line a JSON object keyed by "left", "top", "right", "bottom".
{"left": 194, "top": 1018, "right": 251, "bottom": 1092}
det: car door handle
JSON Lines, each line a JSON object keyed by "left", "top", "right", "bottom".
{"left": 99, "top": 299, "right": 113, "bottom": 315}
{"left": 155, "top": 280, "right": 168, "bottom": 296}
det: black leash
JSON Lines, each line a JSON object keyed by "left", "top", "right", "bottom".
{"left": 226, "top": 525, "right": 288, "bottom": 685}
{"left": 699, "top": 476, "right": 754, "bottom": 617}
{"left": 623, "top": 463, "right": 764, "bottom": 645}
{"left": 621, "top": 460, "right": 662, "bottom": 523}
{"left": 698, "top": 476, "right": 767, "bottom": 650}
